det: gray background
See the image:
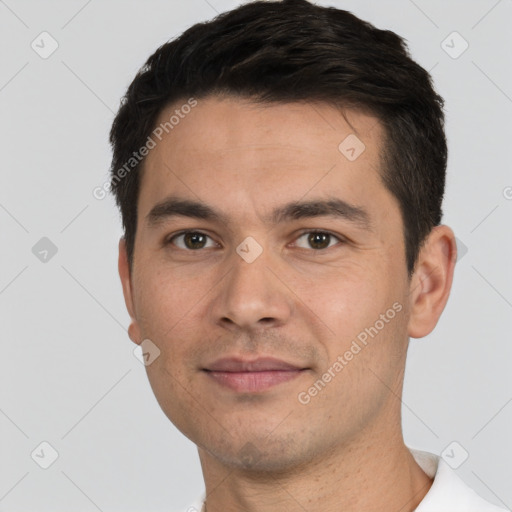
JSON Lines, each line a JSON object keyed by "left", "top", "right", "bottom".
{"left": 1, "top": 0, "right": 511, "bottom": 511}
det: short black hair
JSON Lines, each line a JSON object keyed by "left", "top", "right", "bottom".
{"left": 109, "top": 0, "right": 447, "bottom": 277}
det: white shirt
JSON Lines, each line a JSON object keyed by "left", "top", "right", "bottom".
{"left": 179, "top": 447, "right": 509, "bottom": 512}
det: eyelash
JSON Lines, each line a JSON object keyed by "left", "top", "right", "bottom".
{"left": 165, "top": 229, "right": 345, "bottom": 251}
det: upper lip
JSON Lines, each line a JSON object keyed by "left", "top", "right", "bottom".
{"left": 204, "top": 357, "right": 305, "bottom": 372}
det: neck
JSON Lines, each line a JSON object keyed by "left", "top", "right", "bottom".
{"left": 198, "top": 428, "right": 433, "bottom": 512}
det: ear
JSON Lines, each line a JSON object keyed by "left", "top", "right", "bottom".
{"left": 407, "top": 225, "right": 457, "bottom": 339}
{"left": 118, "top": 237, "right": 142, "bottom": 345}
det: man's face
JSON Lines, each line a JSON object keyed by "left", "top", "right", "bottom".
{"left": 120, "top": 96, "right": 414, "bottom": 471}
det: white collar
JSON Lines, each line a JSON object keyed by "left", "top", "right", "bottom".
{"left": 409, "top": 447, "right": 507, "bottom": 511}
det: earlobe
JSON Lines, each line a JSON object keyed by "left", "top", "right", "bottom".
{"left": 407, "top": 225, "right": 457, "bottom": 339}
{"left": 118, "top": 237, "right": 142, "bottom": 345}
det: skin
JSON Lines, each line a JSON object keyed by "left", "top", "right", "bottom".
{"left": 118, "top": 95, "right": 457, "bottom": 512}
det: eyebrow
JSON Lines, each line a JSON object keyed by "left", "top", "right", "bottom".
{"left": 145, "top": 195, "right": 373, "bottom": 231}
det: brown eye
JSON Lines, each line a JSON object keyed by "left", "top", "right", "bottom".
{"left": 295, "top": 231, "right": 341, "bottom": 250}
{"left": 168, "top": 231, "right": 215, "bottom": 250}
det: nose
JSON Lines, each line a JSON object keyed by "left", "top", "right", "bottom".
{"left": 210, "top": 242, "right": 293, "bottom": 331}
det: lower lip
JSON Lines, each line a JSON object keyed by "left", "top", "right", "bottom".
{"left": 205, "top": 370, "right": 305, "bottom": 392}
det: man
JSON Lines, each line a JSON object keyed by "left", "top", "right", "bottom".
{"left": 109, "top": 1, "right": 508, "bottom": 510}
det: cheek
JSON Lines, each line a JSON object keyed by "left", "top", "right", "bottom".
{"left": 133, "top": 267, "right": 218, "bottom": 386}
{"left": 304, "top": 262, "right": 408, "bottom": 390}
{"left": 134, "top": 266, "right": 203, "bottom": 336}
{"left": 304, "top": 306, "right": 408, "bottom": 423}
{"left": 300, "top": 264, "right": 388, "bottom": 337}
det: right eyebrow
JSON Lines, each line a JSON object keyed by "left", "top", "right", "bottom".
{"left": 146, "top": 197, "right": 228, "bottom": 227}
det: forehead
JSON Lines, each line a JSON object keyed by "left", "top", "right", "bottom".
{"left": 138, "top": 96, "right": 391, "bottom": 228}
{"left": 149, "top": 95, "right": 382, "bottom": 157}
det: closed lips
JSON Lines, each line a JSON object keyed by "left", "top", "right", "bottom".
{"left": 204, "top": 357, "right": 306, "bottom": 372}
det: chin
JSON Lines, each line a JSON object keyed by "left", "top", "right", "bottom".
{"left": 200, "top": 430, "right": 315, "bottom": 475}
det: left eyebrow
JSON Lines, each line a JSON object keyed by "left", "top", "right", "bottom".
{"left": 268, "top": 197, "right": 373, "bottom": 231}
{"left": 145, "top": 195, "right": 373, "bottom": 232}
